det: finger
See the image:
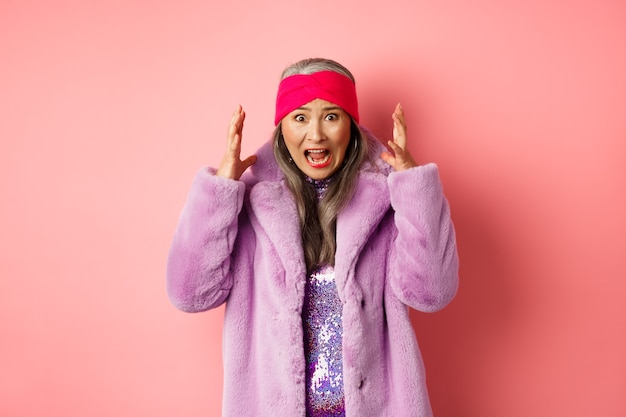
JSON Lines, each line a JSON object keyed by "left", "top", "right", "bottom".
{"left": 237, "top": 108, "right": 246, "bottom": 135}
{"left": 388, "top": 138, "right": 418, "bottom": 170}
{"left": 227, "top": 106, "right": 245, "bottom": 154}
{"left": 229, "top": 105, "right": 243, "bottom": 128}
{"left": 227, "top": 107, "right": 241, "bottom": 144}
{"left": 387, "top": 139, "right": 403, "bottom": 156}
{"left": 392, "top": 103, "right": 407, "bottom": 148}
{"left": 380, "top": 151, "right": 397, "bottom": 167}
{"left": 231, "top": 133, "right": 242, "bottom": 158}
{"left": 241, "top": 154, "right": 257, "bottom": 171}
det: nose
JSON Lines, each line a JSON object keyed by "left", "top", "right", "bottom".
{"left": 307, "top": 119, "right": 325, "bottom": 142}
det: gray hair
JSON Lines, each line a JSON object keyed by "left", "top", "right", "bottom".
{"left": 280, "top": 57, "right": 355, "bottom": 82}
{"left": 272, "top": 58, "right": 367, "bottom": 272}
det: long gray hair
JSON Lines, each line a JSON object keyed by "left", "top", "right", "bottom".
{"left": 272, "top": 58, "right": 369, "bottom": 273}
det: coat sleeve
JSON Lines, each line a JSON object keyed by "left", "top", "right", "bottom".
{"left": 387, "top": 163, "right": 459, "bottom": 312}
{"left": 166, "top": 168, "right": 246, "bottom": 313}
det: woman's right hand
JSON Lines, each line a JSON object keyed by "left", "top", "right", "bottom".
{"left": 216, "top": 105, "right": 257, "bottom": 180}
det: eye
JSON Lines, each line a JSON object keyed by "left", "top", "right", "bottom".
{"left": 325, "top": 113, "right": 338, "bottom": 121}
{"left": 294, "top": 114, "right": 306, "bottom": 122}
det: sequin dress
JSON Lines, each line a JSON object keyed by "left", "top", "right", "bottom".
{"left": 302, "top": 176, "right": 346, "bottom": 417}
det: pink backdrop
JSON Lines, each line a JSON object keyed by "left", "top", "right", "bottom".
{"left": 2, "top": 0, "right": 625, "bottom": 416}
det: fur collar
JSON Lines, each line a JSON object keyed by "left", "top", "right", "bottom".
{"left": 243, "top": 127, "right": 394, "bottom": 302}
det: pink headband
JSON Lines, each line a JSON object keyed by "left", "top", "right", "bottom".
{"left": 274, "top": 70, "right": 359, "bottom": 125}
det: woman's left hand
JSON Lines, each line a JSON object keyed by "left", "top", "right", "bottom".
{"left": 381, "top": 103, "right": 418, "bottom": 171}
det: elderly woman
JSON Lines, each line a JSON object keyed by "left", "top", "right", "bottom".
{"left": 166, "top": 58, "right": 459, "bottom": 417}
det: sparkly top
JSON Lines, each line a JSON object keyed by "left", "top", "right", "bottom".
{"left": 304, "top": 175, "right": 334, "bottom": 199}
{"left": 302, "top": 175, "right": 345, "bottom": 416}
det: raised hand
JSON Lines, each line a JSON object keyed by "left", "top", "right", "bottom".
{"left": 216, "top": 105, "right": 257, "bottom": 180}
{"left": 380, "top": 103, "right": 418, "bottom": 171}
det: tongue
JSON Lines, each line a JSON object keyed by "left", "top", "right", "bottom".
{"left": 311, "top": 153, "right": 326, "bottom": 162}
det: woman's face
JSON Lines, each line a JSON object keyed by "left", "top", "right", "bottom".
{"left": 281, "top": 98, "right": 352, "bottom": 180}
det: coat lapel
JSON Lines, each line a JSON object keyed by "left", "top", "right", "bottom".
{"left": 246, "top": 140, "right": 308, "bottom": 291}
{"left": 334, "top": 170, "right": 391, "bottom": 298}
{"left": 245, "top": 136, "right": 392, "bottom": 303}
{"left": 246, "top": 180, "right": 307, "bottom": 291}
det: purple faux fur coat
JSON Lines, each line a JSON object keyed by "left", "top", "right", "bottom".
{"left": 166, "top": 131, "right": 459, "bottom": 417}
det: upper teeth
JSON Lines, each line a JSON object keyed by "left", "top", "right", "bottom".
{"left": 308, "top": 150, "right": 325, "bottom": 153}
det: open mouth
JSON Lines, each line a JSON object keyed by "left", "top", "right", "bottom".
{"left": 305, "top": 149, "right": 332, "bottom": 168}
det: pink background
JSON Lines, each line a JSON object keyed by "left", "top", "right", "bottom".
{"left": 2, "top": 0, "right": 625, "bottom": 416}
